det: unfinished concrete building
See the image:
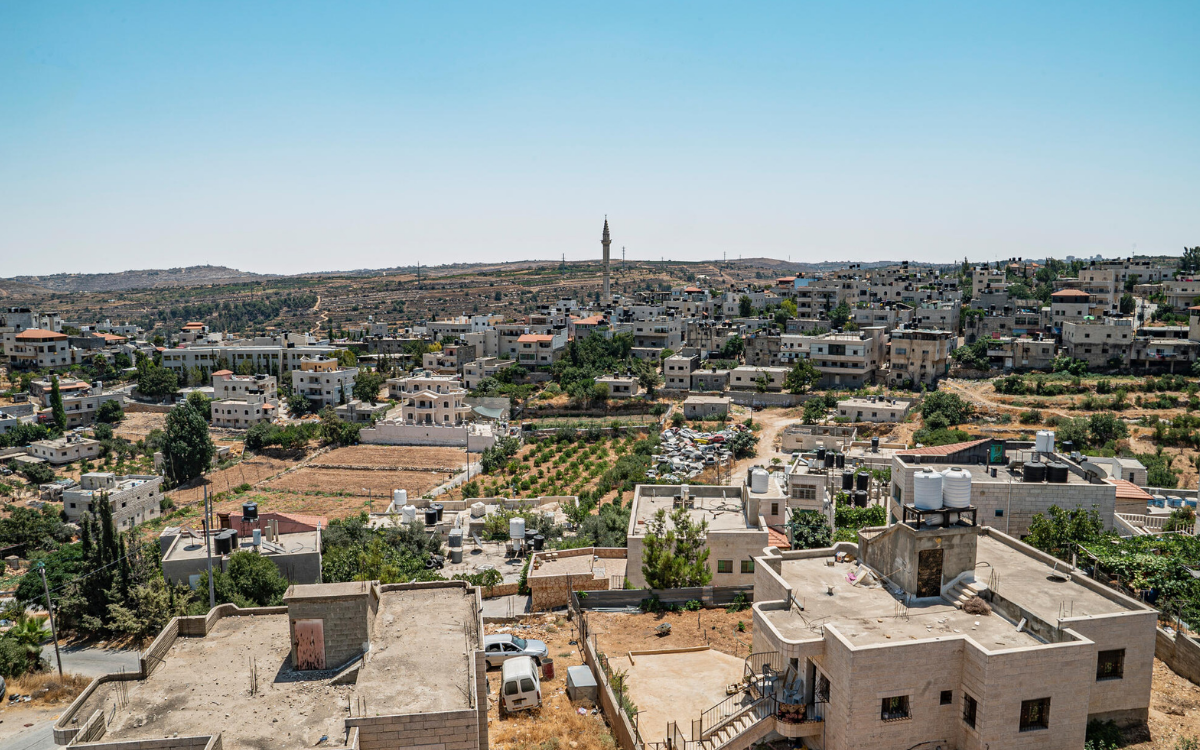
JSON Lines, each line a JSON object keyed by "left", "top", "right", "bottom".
{"left": 53, "top": 581, "right": 488, "bottom": 750}
{"left": 158, "top": 524, "right": 323, "bottom": 586}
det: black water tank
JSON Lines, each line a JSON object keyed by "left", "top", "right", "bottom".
{"left": 214, "top": 532, "right": 231, "bottom": 555}
{"left": 432, "top": 503, "right": 444, "bottom": 522}
{"left": 227, "top": 529, "right": 238, "bottom": 551}
{"left": 424, "top": 507, "right": 439, "bottom": 526}
{"left": 853, "top": 490, "right": 869, "bottom": 507}
{"left": 871, "top": 436, "right": 880, "bottom": 452}
{"left": 842, "top": 470, "right": 854, "bottom": 491}
{"left": 824, "top": 452, "right": 835, "bottom": 468}
{"left": 835, "top": 453, "right": 845, "bottom": 469}
{"left": 856, "top": 472, "right": 869, "bottom": 491}
{"left": 816, "top": 448, "right": 827, "bottom": 463}
{"left": 242, "top": 502, "right": 258, "bottom": 522}
{"left": 533, "top": 534, "right": 545, "bottom": 551}
{"left": 1046, "top": 462, "right": 1070, "bottom": 484}
{"left": 1023, "top": 462, "right": 1047, "bottom": 482}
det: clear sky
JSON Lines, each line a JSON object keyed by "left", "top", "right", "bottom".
{"left": 2, "top": 1, "right": 1197, "bottom": 276}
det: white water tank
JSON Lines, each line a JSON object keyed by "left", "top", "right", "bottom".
{"left": 941, "top": 467, "right": 972, "bottom": 509}
{"left": 913, "top": 469, "right": 944, "bottom": 510}
{"left": 392, "top": 489, "right": 407, "bottom": 507}
{"left": 750, "top": 467, "right": 769, "bottom": 494}
{"left": 401, "top": 505, "right": 416, "bottom": 524}
{"left": 509, "top": 516, "right": 526, "bottom": 540}
{"left": 1035, "top": 430, "right": 1055, "bottom": 453}
{"left": 470, "top": 501, "right": 487, "bottom": 518}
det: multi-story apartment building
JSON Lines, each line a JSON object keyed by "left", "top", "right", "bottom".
{"left": 887, "top": 328, "right": 955, "bottom": 387}
{"left": 986, "top": 336, "right": 1058, "bottom": 371}
{"left": 662, "top": 353, "right": 699, "bottom": 391}
{"left": 744, "top": 332, "right": 783, "bottom": 367}
{"left": 422, "top": 343, "right": 477, "bottom": 375}
{"left": 912, "top": 301, "right": 961, "bottom": 331}
{"left": 160, "top": 340, "right": 336, "bottom": 379}
{"left": 852, "top": 303, "right": 914, "bottom": 332}
{"left": 794, "top": 328, "right": 885, "bottom": 388}
{"left": 1130, "top": 335, "right": 1200, "bottom": 373}
{"left": 685, "top": 320, "right": 742, "bottom": 356}
{"left": 290, "top": 357, "right": 357, "bottom": 409}
{"left": 1061, "top": 317, "right": 1137, "bottom": 369}
{"left": 462, "top": 356, "right": 506, "bottom": 390}
{"left": 516, "top": 331, "right": 567, "bottom": 369}
{"left": 729, "top": 366, "right": 788, "bottom": 392}
{"left": 386, "top": 373, "right": 464, "bottom": 400}
{"left": 396, "top": 376, "right": 471, "bottom": 426}
{"left": 426, "top": 315, "right": 500, "bottom": 340}
{"left": 1161, "top": 280, "right": 1200, "bottom": 310}
{"left": 28, "top": 435, "right": 101, "bottom": 465}
{"left": 8, "top": 329, "right": 72, "bottom": 369}
{"left": 964, "top": 307, "right": 1047, "bottom": 343}
{"left": 62, "top": 472, "right": 164, "bottom": 529}
{"left": 211, "top": 393, "right": 276, "bottom": 428}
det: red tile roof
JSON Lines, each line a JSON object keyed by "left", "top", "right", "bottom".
{"left": 14, "top": 328, "right": 67, "bottom": 341}
{"left": 575, "top": 315, "right": 606, "bottom": 325}
{"left": 211, "top": 369, "right": 234, "bottom": 376}
{"left": 518, "top": 334, "right": 553, "bottom": 342}
{"left": 767, "top": 525, "right": 791, "bottom": 550}
{"left": 897, "top": 438, "right": 989, "bottom": 456}
{"left": 1112, "top": 479, "right": 1152, "bottom": 502}
{"left": 1051, "top": 289, "right": 1090, "bottom": 298}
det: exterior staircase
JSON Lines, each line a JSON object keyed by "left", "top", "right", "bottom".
{"left": 704, "top": 699, "right": 775, "bottom": 750}
{"left": 943, "top": 577, "right": 987, "bottom": 609}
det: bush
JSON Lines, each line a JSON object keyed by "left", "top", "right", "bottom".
{"left": 1019, "top": 409, "right": 1042, "bottom": 425}
{"left": 0, "top": 636, "right": 30, "bottom": 679}
{"left": 18, "top": 462, "right": 56, "bottom": 485}
{"left": 920, "top": 392, "right": 973, "bottom": 426}
{"left": 1085, "top": 719, "right": 1123, "bottom": 749}
{"left": 96, "top": 400, "right": 125, "bottom": 424}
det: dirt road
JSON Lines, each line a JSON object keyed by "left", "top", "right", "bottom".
{"left": 729, "top": 405, "right": 797, "bottom": 479}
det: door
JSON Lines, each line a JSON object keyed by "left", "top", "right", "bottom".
{"left": 917, "top": 548, "right": 944, "bottom": 598}
{"left": 294, "top": 619, "right": 326, "bottom": 670}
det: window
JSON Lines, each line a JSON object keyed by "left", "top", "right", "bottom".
{"left": 717, "top": 560, "right": 733, "bottom": 574}
{"left": 771, "top": 502, "right": 779, "bottom": 516}
{"left": 881, "top": 695, "right": 910, "bottom": 721}
{"left": 995, "top": 509, "right": 1004, "bottom": 517}
{"left": 741, "top": 559, "right": 755, "bottom": 574}
{"left": 793, "top": 484, "right": 817, "bottom": 500}
{"left": 1097, "top": 649, "right": 1124, "bottom": 681}
{"left": 940, "top": 690, "right": 953, "bottom": 705}
{"left": 962, "top": 694, "right": 977, "bottom": 728}
{"left": 1019, "top": 698, "right": 1050, "bottom": 731}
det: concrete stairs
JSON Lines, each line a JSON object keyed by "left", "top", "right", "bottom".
{"left": 705, "top": 699, "right": 775, "bottom": 750}
{"left": 943, "top": 578, "right": 987, "bottom": 609}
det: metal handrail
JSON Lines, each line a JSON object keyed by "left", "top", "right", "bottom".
{"left": 699, "top": 690, "right": 757, "bottom": 737}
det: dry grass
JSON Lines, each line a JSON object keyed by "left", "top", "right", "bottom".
{"left": 264, "top": 467, "right": 447, "bottom": 497}
{"left": 6, "top": 672, "right": 90, "bottom": 704}
{"left": 318, "top": 445, "right": 468, "bottom": 471}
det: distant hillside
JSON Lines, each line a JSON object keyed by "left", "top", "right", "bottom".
{"left": 9, "top": 265, "right": 277, "bottom": 293}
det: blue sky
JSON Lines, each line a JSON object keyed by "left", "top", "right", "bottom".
{"left": 2, "top": 2, "right": 1197, "bottom": 276}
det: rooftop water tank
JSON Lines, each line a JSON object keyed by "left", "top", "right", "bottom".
{"left": 913, "top": 469, "right": 944, "bottom": 510}
{"left": 1035, "top": 430, "right": 1055, "bottom": 453}
{"left": 835, "top": 453, "right": 845, "bottom": 469}
{"left": 1045, "top": 462, "right": 1070, "bottom": 484}
{"left": 401, "top": 504, "right": 417, "bottom": 524}
{"left": 941, "top": 467, "right": 972, "bottom": 509}
{"left": 842, "top": 470, "right": 854, "bottom": 491}
{"left": 855, "top": 472, "right": 869, "bottom": 492}
{"left": 510, "top": 516, "right": 526, "bottom": 540}
{"left": 853, "top": 490, "right": 868, "bottom": 507}
{"left": 470, "top": 501, "right": 486, "bottom": 518}
{"left": 424, "top": 507, "right": 439, "bottom": 526}
{"left": 1023, "top": 462, "right": 1046, "bottom": 483}
{"left": 431, "top": 503, "right": 444, "bottom": 522}
{"left": 448, "top": 528, "right": 463, "bottom": 548}
{"left": 242, "top": 502, "right": 258, "bottom": 522}
{"left": 750, "top": 467, "right": 769, "bottom": 494}
{"left": 393, "top": 489, "right": 408, "bottom": 507}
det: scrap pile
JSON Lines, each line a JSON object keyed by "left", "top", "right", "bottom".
{"left": 649, "top": 425, "right": 744, "bottom": 481}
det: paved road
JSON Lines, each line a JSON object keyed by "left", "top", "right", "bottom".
{"left": 482, "top": 594, "right": 531, "bottom": 618}
{"left": 40, "top": 643, "right": 139, "bottom": 678}
{"left": 0, "top": 719, "right": 54, "bottom": 750}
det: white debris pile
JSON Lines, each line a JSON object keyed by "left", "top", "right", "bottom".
{"left": 649, "top": 425, "right": 743, "bottom": 481}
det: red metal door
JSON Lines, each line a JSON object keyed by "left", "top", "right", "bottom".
{"left": 294, "top": 619, "right": 325, "bottom": 670}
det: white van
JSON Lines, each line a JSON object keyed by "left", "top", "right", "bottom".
{"left": 500, "top": 656, "right": 541, "bottom": 715}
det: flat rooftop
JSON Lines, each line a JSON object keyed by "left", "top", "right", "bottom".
{"left": 914, "top": 462, "right": 1093, "bottom": 486}
{"left": 70, "top": 587, "right": 476, "bottom": 750}
{"left": 976, "top": 535, "right": 1129, "bottom": 623}
{"left": 766, "top": 556, "right": 1041, "bottom": 650}
{"left": 163, "top": 530, "right": 320, "bottom": 562}
{"left": 631, "top": 487, "right": 753, "bottom": 536}
{"left": 528, "top": 551, "right": 628, "bottom": 582}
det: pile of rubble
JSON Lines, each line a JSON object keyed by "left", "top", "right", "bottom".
{"left": 649, "top": 425, "right": 743, "bottom": 481}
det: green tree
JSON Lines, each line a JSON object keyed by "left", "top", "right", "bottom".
{"left": 1119, "top": 293, "right": 1136, "bottom": 315}
{"left": 787, "top": 509, "right": 831, "bottom": 549}
{"left": 236, "top": 358, "right": 255, "bottom": 376}
{"left": 719, "top": 336, "right": 744, "bottom": 360}
{"left": 352, "top": 370, "right": 386, "bottom": 404}
{"left": 727, "top": 430, "right": 759, "bottom": 459}
{"left": 1088, "top": 412, "right": 1128, "bottom": 446}
{"left": 49, "top": 376, "right": 67, "bottom": 431}
{"left": 640, "top": 507, "right": 712, "bottom": 589}
{"left": 637, "top": 369, "right": 661, "bottom": 398}
{"left": 107, "top": 578, "right": 191, "bottom": 638}
{"left": 214, "top": 550, "right": 290, "bottom": 606}
{"left": 137, "top": 364, "right": 179, "bottom": 401}
{"left": 738, "top": 295, "right": 753, "bottom": 317}
{"left": 0, "top": 636, "right": 30, "bottom": 679}
{"left": 784, "top": 359, "right": 821, "bottom": 394}
{"left": 162, "top": 401, "right": 215, "bottom": 485}
{"left": 828, "top": 301, "right": 851, "bottom": 328}
{"left": 187, "top": 390, "right": 213, "bottom": 421}
{"left": 920, "top": 391, "right": 973, "bottom": 426}
{"left": 7, "top": 617, "right": 49, "bottom": 672}
{"left": 336, "top": 349, "right": 357, "bottom": 368}
{"left": 0, "top": 505, "right": 69, "bottom": 550}
{"left": 1025, "top": 506, "right": 1108, "bottom": 562}
{"left": 802, "top": 399, "right": 827, "bottom": 425}
{"left": 780, "top": 298, "right": 798, "bottom": 318}
{"left": 17, "top": 462, "right": 56, "bottom": 485}
{"left": 1180, "top": 246, "right": 1200, "bottom": 275}
{"left": 96, "top": 399, "right": 124, "bottom": 424}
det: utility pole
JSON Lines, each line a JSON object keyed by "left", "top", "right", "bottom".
{"left": 203, "top": 485, "right": 215, "bottom": 610}
{"left": 37, "top": 562, "right": 63, "bottom": 681}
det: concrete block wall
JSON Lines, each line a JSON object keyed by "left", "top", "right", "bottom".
{"left": 530, "top": 574, "right": 610, "bottom": 611}
{"left": 347, "top": 709, "right": 480, "bottom": 750}
{"left": 1157, "top": 627, "right": 1200, "bottom": 686}
{"left": 72, "top": 736, "right": 218, "bottom": 750}
{"left": 287, "top": 592, "right": 378, "bottom": 669}
{"left": 1064, "top": 610, "right": 1157, "bottom": 722}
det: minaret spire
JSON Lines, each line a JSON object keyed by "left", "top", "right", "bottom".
{"left": 601, "top": 217, "right": 612, "bottom": 305}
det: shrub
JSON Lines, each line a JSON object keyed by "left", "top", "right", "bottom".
{"left": 1019, "top": 409, "right": 1042, "bottom": 425}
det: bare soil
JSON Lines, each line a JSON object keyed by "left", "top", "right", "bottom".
{"left": 263, "top": 467, "right": 448, "bottom": 498}
{"left": 113, "top": 412, "right": 167, "bottom": 442}
{"left": 166, "top": 456, "right": 293, "bottom": 506}
{"left": 585, "top": 609, "right": 755, "bottom": 661}
{"left": 1123, "top": 659, "right": 1200, "bottom": 748}
{"left": 317, "top": 445, "right": 468, "bottom": 471}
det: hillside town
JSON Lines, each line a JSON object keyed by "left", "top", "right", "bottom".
{"left": 0, "top": 237, "right": 1197, "bottom": 750}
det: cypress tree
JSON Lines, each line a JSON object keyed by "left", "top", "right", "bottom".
{"left": 50, "top": 375, "right": 67, "bottom": 431}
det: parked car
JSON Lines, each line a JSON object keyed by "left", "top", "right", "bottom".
{"left": 484, "top": 633, "right": 548, "bottom": 668}
{"left": 499, "top": 656, "right": 541, "bottom": 715}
